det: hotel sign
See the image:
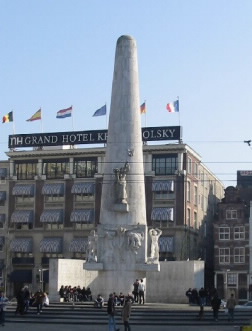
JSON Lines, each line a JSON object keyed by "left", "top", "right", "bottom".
{"left": 8, "top": 126, "right": 181, "bottom": 149}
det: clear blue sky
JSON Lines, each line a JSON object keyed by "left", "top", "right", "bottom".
{"left": 1, "top": 0, "right": 252, "bottom": 188}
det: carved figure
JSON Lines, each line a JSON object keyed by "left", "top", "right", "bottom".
{"left": 149, "top": 228, "right": 162, "bottom": 260}
{"left": 87, "top": 230, "right": 98, "bottom": 263}
{"left": 114, "top": 162, "right": 130, "bottom": 204}
{"left": 127, "top": 231, "right": 144, "bottom": 254}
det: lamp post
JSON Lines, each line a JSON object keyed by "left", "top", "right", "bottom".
{"left": 225, "top": 269, "right": 230, "bottom": 299}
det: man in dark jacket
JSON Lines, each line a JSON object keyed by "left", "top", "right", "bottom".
{"left": 211, "top": 294, "right": 221, "bottom": 321}
{"left": 107, "top": 293, "right": 119, "bottom": 331}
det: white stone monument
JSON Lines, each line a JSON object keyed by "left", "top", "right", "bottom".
{"left": 84, "top": 35, "right": 159, "bottom": 296}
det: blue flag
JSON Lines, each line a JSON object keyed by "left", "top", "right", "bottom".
{"left": 93, "top": 105, "right": 106, "bottom": 117}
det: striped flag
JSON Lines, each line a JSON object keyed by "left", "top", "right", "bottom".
{"left": 166, "top": 100, "right": 179, "bottom": 113}
{"left": 93, "top": 105, "right": 106, "bottom": 117}
{"left": 56, "top": 106, "right": 72, "bottom": 119}
{"left": 26, "top": 109, "right": 42, "bottom": 121}
{"left": 140, "top": 102, "right": 147, "bottom": 114}
{"left": 2, "top": 111, "right": 13, "bottom": 123}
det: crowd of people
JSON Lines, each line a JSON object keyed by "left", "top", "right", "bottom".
{"left": 58, "top": 285, "right": 92, "bottom": 302}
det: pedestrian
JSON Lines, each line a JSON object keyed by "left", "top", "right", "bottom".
{"left": 33, "top": 289, "right": 45, "bottom": 315}
{"left": 138, "top": 279, "right": 145, "bottom": 304}
{"left": 107, "top": 293, "right": 119, "bottom": 331}
{"left": 185, "top": 288, "right": 192, "bottom": 304}
{"left": 0, "top": 291, "right": 8, "bottom": 326}
{"left": 122, "top": 295, "right": 132, "bottom": 331}
{"left": 211, "top": 293, "right": 221, "bottom": 321}
{"left": 132, "top": 279, "right": 139, "bottom": 303}
{"left": 226, "top": 293, "right": 236, "bottom": 322}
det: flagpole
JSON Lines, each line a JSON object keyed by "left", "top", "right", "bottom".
{"left": 144, "top": 100, "right": 147, "bottom": 128}
{"left": 12, "top": 110, "right": 15, "bottom": 135}
{"left": 40, "top": 107, "right": 43, "bottom": 133}
{"left": 177, "top": 96, "right": 180, "bottom": 126}
{"left": 105, "top": 102, "right": 108, "bottom": 128}
{"left": 71, "top": 105, "right": 74, "bottom": 131}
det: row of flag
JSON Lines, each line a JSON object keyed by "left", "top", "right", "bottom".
{"left": 2, "top": 100, "right": 179, "bottom": 123}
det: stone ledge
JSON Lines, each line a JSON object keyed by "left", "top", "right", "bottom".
{"left": 135, "top": 263, "right": 160, "bottom": 271}
{"left": 83, "top": 262, "right": 104, "bottom": 270}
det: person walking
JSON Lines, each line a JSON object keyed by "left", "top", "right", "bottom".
{"left": 138, "top": 279, "right": 145, "bottom": 305}
{"left": 107, "top": 293, "right": 120, "bottom": 331}
{"left": 211, "top": 293, "right": 221, "bottom": 321}
{"left": 0, "top": 291, "right": 9, "bottom": 326}
{"left": 122, "top": 295, "right": 132, "bottom": 331}
{"left": 226, "top": 293, "right": 236, "bottom": 322}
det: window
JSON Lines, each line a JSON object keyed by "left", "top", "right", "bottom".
{"left": 219, "top": 227, "right": 230, "bottom": 240}
{"left": 219, "top": 248, "right": 230, "bottom": 264}
{"left": 187, "top": 157, "right": 192, "bottom": 174}
{"left": 187, "top": 208, "right": 191, "bottom": 226}
{"left": 227, "top": 273, "right": 237, "bottom": 286}
{"left": 187, "top": 181, "right": 191, "bottom": 202}
{"left": 234, "top": 226, "right": 245, "bottom": 240}
{"left": 73, "top": 158, "right": 97, "bottom": 178}
{"left": 234, "top": 247, "right": 245, "bottom": 263}
{"left": 14, "top": 161, "right": 37, "bottom": 180}
{"left": 226, "top": 209, "right": 237, "bottom": 220}
{"left": 194, "top": 186, "right": 198, "bottom": 205}
{"left": 43, "top": 159, "right": 70, "bottom": 179}
{"left": 193, "top": 211, "right": 197, "bottom": 229}
{"left": 152, "top": 154, "right": 178, "bottom": 176}
{"left": 194, "top": 163, "right": 199, "bottom": 178}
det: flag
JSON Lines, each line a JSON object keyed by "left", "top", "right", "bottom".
{"left": 56, "top": 106, "right": 72, "bottom": 119}
{"left": 2, "top": 111, "right": 13, "bottom": 123}
{"left": 140, "top": 102, "right": 146, "bottom": 114}
{"left": 166, "top": 100, "right": 179, "bottom": 113}
{"left": 92, "top": 104, "right": 106, "bottom": 117}
{"left": 26, "top": 109, "right": 42, "bottom": 121}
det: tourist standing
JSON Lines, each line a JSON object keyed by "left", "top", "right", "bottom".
{"left": 107, "top": 293, "right": 119, "bottom": 331}
{"left": 138, "top": 279, "right": 145, "bottom": 305}
{"left": 0, "top": 291, "right": 8, "bottom": 326}
{"left": 122, "top": 295, "right": 132, "bottom": 331}
{"left": 132, "top": 279, "right": 139, "bottom": 303}
{"left": 226, "top": 293, "right": 236, "bottom": 322}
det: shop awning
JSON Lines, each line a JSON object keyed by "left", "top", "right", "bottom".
{"left": 40, "top": 210, "right": 63, "bottom": 223}
{"left": 10, "top": 238, "right": 33, "bottom": 253}
{"left": 0, "top": 236, "right": 4, "bottom": 246}
{"left": 10, "top": 269, "right": 32, "bottom": 283}
{"left": 70, "top": 209, "right": 94, "bottom": 223}
{"left": 11, "top": 210, "right": 33, "bottom": 223}
{"left": 40, "top": 238, "right": 62, "bottom": 253}
{"left": 159, "top": 236, "right": 174, "bottom": 252}
{"left": 0, "top": 192, "right": 6, "bottom": 201}
{"left": 0, "top": 214, "right": 5, "bottom": 222}
{"left": 151, "top": 208, "right": 174, "bottom": 221}
{"left": 0, "top": 168, "right": 7, "bottom": 178}
{"left": 42, "top": 183, "right": 64, "bottom": 195}
{"left": 12, "top": 184, "right": 35, "bottom": 196}
{"left": 71, "top": 182, "right": 95, "bottom": 194}
{"left": 69, "top": 238, "right": 88, "bottom": 252}
{"left": 152, "top": 180, "right": 174, "bottom": 192}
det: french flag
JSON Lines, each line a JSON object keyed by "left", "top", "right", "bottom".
{"left": 56, "top": 106, "right": 72, "bottom": 119}
{"left": 166, "top": 100, "right": 179, "bottom": 113}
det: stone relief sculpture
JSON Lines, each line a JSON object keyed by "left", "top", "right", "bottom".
{"left": 113, "top": 161, "right": 130, "bottom": 204}
{"left": 101, "top": 224, "right": 144, "bottom": 262}
{"left": 149, "top": 228, "right": 162, "bottom": 262}
{"left": 127, "top": 231, "right": 144, "bottom": 254}
{"left": 87, "top": 230, "right": 98, "bottom": 263}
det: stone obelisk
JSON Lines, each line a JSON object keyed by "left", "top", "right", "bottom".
{"left": 85, "top": 35, "right": 159, "bottom": 296}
